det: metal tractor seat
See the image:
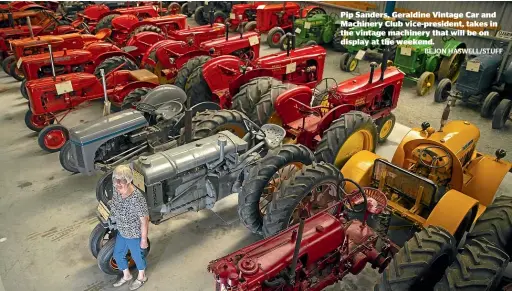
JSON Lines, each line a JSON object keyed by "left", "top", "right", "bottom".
{"left": 154, "top": 101, "right": 183, "bottom": 121}
{"left": 129, "top": 69, "right": 159, "bottom": 84}
{"left": 260, "top": 124, "right": 286, "bottom": 149}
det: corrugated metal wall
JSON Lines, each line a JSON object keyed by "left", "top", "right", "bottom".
{"left": 304, "top": 1, "right": 512, "bottom": 50}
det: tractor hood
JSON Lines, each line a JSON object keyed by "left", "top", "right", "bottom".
{"left": 115, "top": 6, "right": 158, "bottom": 14}
{"left": 83, "top": 41, "right": 121, "bottom": 55}
{"left": 69, "top": 109, "right": 148, "bottom": 146}
{"left": 336, "top": 66, "right": 404, "bottom": 96}
{"left": 255, "top": 45, "right": 326, "bottom": 68}
{"left": 82, "top": 4, "right": 110, "bottom": 20}
{"left": 22, "top": 49, "right": 92, "bottom": 65}
{"left": 26, "top": 73, "right": 98, "bottom": 99}
{"left": 0, "top": 25, "right": 43, "bottom": 37}
{"left": 111, "top": 14, "right": 139, "bottom": 31}
{"left": 257, "top": 2, "right": 299, "bottom": 12}
{"left": 170, "top": 23, "right": 225, "bottom": 36}
{"left": 200, "top": 31, "right": 258, "bottom": 49}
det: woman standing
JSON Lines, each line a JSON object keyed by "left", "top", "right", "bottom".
{"left": 109, "top": 165, "right": 150, "bottom": 290}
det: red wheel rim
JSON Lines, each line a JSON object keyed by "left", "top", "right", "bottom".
{"left": 214, "top": 16, "right": 224, "bottom": 23}
{"left": 31, "top": 114, "right": 49, "bottom": 129}
{"left": 43, "top": 129, "right": 67, "bottom": 150}
{"left": 272, "top": 32, "right": 282, "bottom": 44}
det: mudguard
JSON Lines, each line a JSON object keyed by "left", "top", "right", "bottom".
{"left": 340, "top": 150, "right": 381, "bottom": 192}
{"left": 142, "top": 39, "right": 181, "bottom": 68}
{"left": 202, "top": 55, "right": 242, "bottom": 95}
{"left": 82, "top": 4, "right": 110, "bottom": 21}
{"left": 274, "top": 86, "right": 314, "bottom": 125}
{"left": 96, "top": 11, "right": 121, "bottom": 23}
{"left": 173, "top": 101, "right": 221, "bottom": 130}
{"left": 111, "top": 81, "right": 158, "bottom": 103}
{"left": 140, "top": 84, "right": 187, "bottom": 106}
{"left": 93, "top": 51, "right": 138, "bottom": 67}
{"left": 316, "top": 104, "right": 355, "bottom": 134}
{"left": 69, "top": 109, "right": 148, "bottom": 175}
{"left": 174, "top": 50, "right": 209, "bottom": 68}
{"left": 111, "top": 14, "right": 139, "bottom": 31}
{"left": 228, "top": 68, "right": 273, "bottom": 97}
{"left": 441, "top": 40, "right": 466, "bottom": 57}
{"left": 391, "top": 127, "right": 429, "bottom": 167}
{"left": 125, "top": 31, "right": 165, "bottom": 58}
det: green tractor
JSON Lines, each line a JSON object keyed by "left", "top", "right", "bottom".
{"left": 278, "top": 13, "right": 347, "bottom": 51}
{"left": 394, "top": 35, "right": 466, "bottom": 96}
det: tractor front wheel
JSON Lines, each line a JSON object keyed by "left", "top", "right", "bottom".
{"left": 231, "top": 77, "right": 283, "bottom": 122}
{"left": 2, "top": 55, "right": 15, "bottom": 75}
{"left": 314, "top": 111, "right": 377, "bottom": 169}
{"left": 416, "top": 71, "right": 435, "bottom": 96}
{"left": 174, "top": 55, "right": 211, "bottom": 89}
{"left": 262, "top": 162, "right": 341, "bottom": 237}
{"left": 244, "top": 21, "right": 257, "bottom": 32}
{"left": 194, "top": 6, "right": 209, "bottom": 25}
{"left": 339, "top": 52, "right": 350, "bottom": 71}
{"left": 267, "top": 27, "right": 285, "bottom": 48}
{"left": 127, "top": 25, "right": 163, "bottom": 41}
{"left": 167, "top": 2, "right": 181, "bottom": 15}
{"left": 375, "top": 226, "right": 457, "bottom": 290}
{"left": 480, "top": 91, "right": 501, "bottom": 118}
{"left": 24, "top": 110, "right": 55, "bottom": 132}
{"left": 238, "top": 144, "right": 315, "bottom": 235}
{"left": 278, "top": 35, "right": 291, "bottom": 51}
{"left": 9, "top": 61, "right": 24, "bottom": 81}
{"left": 20, "top": 79, "right": 28, "bottom": 99}
{"left": 434, "top": 239, "right": 509, "bottom": 291}
{"left": 376, "top": 113, "right": 396, "bottom": 143}
{"left": 97, "top": 237, "right": 150, "bottom": 275}
{"left": 93, "top": 56, "right": 138, "bottom": 79}
{"left": 492, "top": 99, "right": 511, "bottom": 129}
{"left": 95, "top": 14, "right": 117, "bottom": 33}
{"left": 180, "top": 3, "right": 192, "bottom": 17}
{"left": 438, "top": 52, "right": 464, "bottom": 82}
{"left": 37, "top": 124, "right": 69, "bottom": 153}
{"left": 96, "top": 171, "right": 114, "bottom": 206}
{"left": 89, "top": 223, "right": 117, "bottom": 258}
{"left": 59, "top": 141, "right": 79, "bottom": 173}
{"left": 213, "top": 11, "right": 227, "bottom": 24}
{"left": 434, "top": 78, "right": 452, "bottom": 103}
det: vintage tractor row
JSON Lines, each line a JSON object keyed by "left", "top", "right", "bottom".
{"left": 192, "top": 1, "right": 241, "bottom": 26}
{"left": 395, "top": 35, "right": 466, "bottom": 96}
{"left": 435, "top": 51, "right": 512, "bottom": 129}
{"left": 226, "top": 1, "right": 263, "bottom": 32}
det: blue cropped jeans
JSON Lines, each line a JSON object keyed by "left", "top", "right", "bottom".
{"left": 113, "top": 233, "right": 147, "bottom": 271}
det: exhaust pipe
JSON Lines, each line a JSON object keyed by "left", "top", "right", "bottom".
{"left": 8, "top": 13, "right": 13, "bottom": 28}
{"left": 225, "top": 21, "right": 229, "bottom": 41}
{"left": 26, "top": 16, "right": 34, "bottom": 38}
{"left": 239, "top": 15, "right": 243, "bottom": 39}
{"left": 100, "top": 69, "right": 107, "bottom": 101}
{"left": 286, "top": 33, "right": 292, "bottom": 57}
{"left": 289, "top": 214, "right": 306, "bottom": 285}
{"left": 48, "top": 44, "right": 56, "bottom": 81}
{"left": 439, "top": 98, "right": 455, "bottom": 132}
{"left": 368, "top": 62, "right": 377, "bottom": 84}
{"left": 209, "top": 8, "right": 214, "bottom": 27}
{"left": 184, "top": 97, "right": 192, "bottom": 143}
{"left": 291, "top": 15, "right": 296, "bottom": 50}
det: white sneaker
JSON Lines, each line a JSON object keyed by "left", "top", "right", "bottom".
{"left": 113, "top": 276, "right": 133, "bottom": 287}
{"left": 129, "top": 277, "right": 148, "bottom": 290}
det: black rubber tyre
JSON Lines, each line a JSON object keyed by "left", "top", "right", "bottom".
{"left": 244, "top": 21, "right": 257, "bottom": 31}
{"left": 344, "top": 55, "right": 358, "bottom": 72}
{"left": 38, "top": 124, "right": 69, "bottom": 153}
{"left": 184, "top": 66, "right": 212, "bottom": 106}
{"left": 480, "top": 91, "right": 501, "bottom": 118}
{"left": 314, "top": 111, "right": 378, "bottom": 169}
{"left": 181, "top": 3, "right": 192, "bottom": 17}
{"left": 231, "top": 77, "right": 283, "bottom": 122}
{"left": 254, "top": 83, "right": 297, "bottom": 126}
{"left": 262, "top": 162, "right": 341, "bottom": 237}
{"left": 466, "top": 196, "right": 512, "bottom": 257}
{"left": 305, "top": 40, "right": 317, "bottom": 46}
{"left": 167, "top": 2, "right": 181, "bottom": 15}
{"left": 20, "top": 79, "right": 28, "bottom": 100}
{"left": 93, "top": 56, "right": 138, "bottom": 79}
{"left": 278, "top": 34, "right": 291, "bottom": 51}
{"left": 59, "top": 141, "right": 79, "bottom": 173}
{"left": 434, "top": 238, "right": 509, "bottom": 291}
{"left": 24, "top": 110, "right": 55, "bottom": 132}
{"left": 376, "top": 113, "right": 396, "bottom": 143}
{"left": 339, "top": 52, "right": 349, "bottom": 71}
{"left": 96, "top": 171, "right": 114, "bottom": 206}
{"left": 127, "top": 25, "right": 163, "bottom": 41}
{"left": 97, "top": 237, "right": 151, "bottom": 275}
{"left": 120, "top": 87, "right": 152, "bottom": 110}
{"left": 213, "top": 11, "right": 227, "bottom": 23}
{"left": 194, "top": 6, "right": 208, "bottom": 25}
{"left": 238, "top": 144, "right": 315, "bottom": 235}
{"left": 185, "top": 109, "right": 249, "bottom": 143}
{"left": 89, "top": 223, "right": 117, "bottom": 258}
{"left": 375, "top": 226, "right": 457, "bottom": 291}
{"left": 492, "top": 99, "right": 511, "bottom": 129}
{"left": 174, "top": 55, "right": 211, "bottom": 90}
{"left": 95, "top": 14, "right": 117, "bottom": 33}
{"left": 434, "top": 78, "right": 452, "bottom": 103}
{"left": 2, "top": 55, "right": 15, "bottom": 75}
{"left": 332, "top": 27, "right": 344, "bottom": 52}
{"left": 9, "top": 61, "right": 24, "bottom": 81}
{"left": 267, "top": 27, "right": 285, "bottom": 48}
{"left": 306, "top": 7, "right": 326, "bottom": 17}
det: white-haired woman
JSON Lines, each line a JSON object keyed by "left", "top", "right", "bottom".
{"left": 109, "top": 165, "right": 150, "bottom": 290}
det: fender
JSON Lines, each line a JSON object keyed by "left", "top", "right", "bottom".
{"left": 125, "top": 31, "right": 165, "bottom": 58}
{"left": 301, "top": 6, "right": 326, "bottom": 17}
{"left": 82, "top": 4, "right": 110, "bottom": 21}
{"left": 174, "top": 50, "right": 210, "bottom": 68}
{"left": 141, "top": 39, "right": 180, "bottom": 67}
{"left": 111, "top": 81, "right": 158, "bottom": 103}
{"left": 425, "top": 189, "right": 479, "bottom": 239}
{"left": 153, "top": 41, "right": 194, "bottom": 68}
{"left": 96, "top": 11, "right": 122, "bottom": 23}
{"left": 441, "top": 40, "right": 466, "bottom": 57}
{"left": 391, "top": 127, "right": 429, "bottom": 167}
{"left": 228, "top": 68, "right": 273, "bottom": 97}
{"left": 93, "top": 51, "right": 138, "bottom": 67}
{"left": 316, "top": 104, "right": 355, "bottom": 135}
{"left": 202, "top": 55, "right": 242, "bottom": 95}
{"left": 174, "top": 102, "right": 221, "bottom": 129}
{"left": 111, "top": 14, "right": 139, "bottom": 32}
{"left": 340, "top": 150, "right": 381, "bottom": 192}
{"left": 126, "top": 20, "right": 159, "bottom": 36}
{"left": 274, "top": 86, "right": 314, "bottom": 125}
{"left": 18, "top": 4, "right": 47, "bottom": 12}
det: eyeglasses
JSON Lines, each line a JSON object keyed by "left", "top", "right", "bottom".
{"left": 113, "top": 178, "right": 128, "bottom": 185}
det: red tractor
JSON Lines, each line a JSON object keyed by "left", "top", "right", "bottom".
{"left": 227, "top": 1, "right": 264, "bottom": 32}
{"left": 24, "top": 60, "right": 159, "bottom": 152}
{"left": 209, "top": 179, "right": 400, "bottom": 290}
{"left": 253, "top": 2, "right": 325, "bottom": 47}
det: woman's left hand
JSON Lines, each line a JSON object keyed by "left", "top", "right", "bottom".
{"left": 140, "top": 238, "right": 149, "bottom": 249}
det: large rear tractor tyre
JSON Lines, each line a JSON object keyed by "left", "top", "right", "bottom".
{"left": 97, "top": 237, "right": 150, "bottom": 275}
{"left": 480, "top": 91, "right": 501, "bottom": 118}
{"left": 174, "top": 55, "right": 211, "bottom": 90}
{"left": 96, "top": 171, "right": 114, "bottom": 206}
{"left": 9, "top": 61, "right": 24, "bottom": 81}
{"left": 185, "top": 109, "right": 249, "bottom": 143}
{"left": 267, "top": 27, "right": 285, "bottom": 48}
{"left": 93, "top": 56, "right": 138, "bottom": 79}
{"left": 59, "top": 141, "right": 79, "bottom": 173}
{"left": 376, "top": 113, "right": 396, "bottom": 143}
{"left": 89, "top": 223, "right": 117, "bottom": 258}
{"left": 238, "top": 144, "right": 315, "bottom": 235}
{"left": 194, "top": 6, "right": 209, "bottom": 25}
{"left": 119, "top": 87, "right": 152, "bottom": 111}
{"left": 434, "top": 78, "right": 452, "bottom": 103}
{"left": 95, "top": 14, "right": 117, "bottom": 33}
{"left": 466, "top": 196, "right": 512, "bottom": 256}
{"left": 434, "top": 238, "right": 509, "bottom": 291}
{"left": 184, "top": 66, "right": 211, "bottom": 106}
{"left": 254, "top": 83, "right": 297, "bottom": 126}
{"left": 375, "top": 226, "right": 457, "bottom": 291}
{"left": 314, "top": 111, "right": 378, "bottom": 169}
{"left": 438, "top": 52, "right": 464, "bottom": 82}
{"left": 416, "top": 71, "right": 435, "bottom": 96}
{"left": 262, "top": 162, "right": 342, "bottom": 237}
{"left": 492, "top": 99, "right": 511, "bottom": 129}
{"left": 127, "top": 25, "right": 163, "bottom": 41}
{"left": 231, "top": 77, "right": 283, "bottom": 122}
{"left": 2, "top": 55, "right": 15, "bottom": 75}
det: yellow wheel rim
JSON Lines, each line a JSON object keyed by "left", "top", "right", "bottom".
{"left": 267, "top": 112, "right": 283, "bottom": 126}
{"left": 333, "top": 130, "right": 373, "bottom": 168}
{"left": 379, "top": 119, "right": 393, "bottom": 139}
{"left": 216, "top": 124, "right": 247, "bottom": 138}
{"left": 349, "top": 59, "right": 357, "bottom": 71}
{"left": 421, "top": 73, "right": 435, "bottom": 95}
{"left": 154, "top": 61, "right": 171, "bottom": 84}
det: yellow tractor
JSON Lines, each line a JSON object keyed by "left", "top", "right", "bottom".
{"left": 259, "top": 100, "right": 512, "bottom": 290}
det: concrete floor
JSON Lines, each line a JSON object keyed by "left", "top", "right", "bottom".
{"left": 0, "top": 24, "right": 511, "bottom": 291}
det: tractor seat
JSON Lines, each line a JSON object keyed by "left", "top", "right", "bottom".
{"left": 129, "top": 69, "right": 159, "bottom": 84}
{"left": 286, "top": 115, "right": 322, "bottom": 133}
{"left": 154, "top": 101, "right": 184, "bottom": 121}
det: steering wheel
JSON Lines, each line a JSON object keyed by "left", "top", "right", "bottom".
{"left": 338, "top": 178, "right": 367, "bottom": 213}
{"left": 419, "top": 146, "right": 452, "bottom": 169}
{"left": 242, "top": 117, "right": 266, "bottom": 140}
{"left": 442, "top": 35, "right": 455, "bottom": 43}
{"left": 135, "top": 102, "right": 158, "bottom": 114}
